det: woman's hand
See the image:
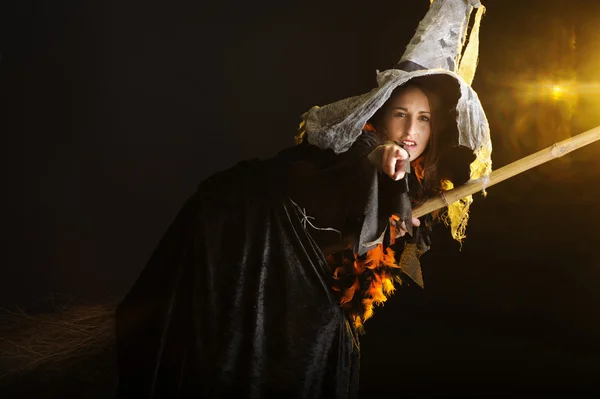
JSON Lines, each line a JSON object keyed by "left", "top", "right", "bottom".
{"left": 367, "top": 143, "right": 410, "bottom": 181}
{"left": 395, "top": 217, "right": 421, "bottom": 238}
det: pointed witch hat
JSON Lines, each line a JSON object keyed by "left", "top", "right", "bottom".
{"left": 301, "top": 0, "right": 492, "bottom": 243}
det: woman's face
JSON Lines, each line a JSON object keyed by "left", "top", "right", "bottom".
{"left": 376, "top": 86, "right": 432, "bottom": 160}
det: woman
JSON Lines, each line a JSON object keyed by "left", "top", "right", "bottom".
{"left": 115, "top": 1, "right": 491, "bottom": 397}
{"left": 1, "top": 2, "right": 491, "bottom": 398}
{"left": 114, "top": 77, "right": 474, "bottom": 398}
{"left": 295, "top": 76, "right": 474, "bottom": 332}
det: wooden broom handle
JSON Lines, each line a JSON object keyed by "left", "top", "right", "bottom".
{"left": 412, "top": 124, "right": 600, "bottom": 219}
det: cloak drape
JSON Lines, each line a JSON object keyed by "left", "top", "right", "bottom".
{"left": 115, "top": 134, "right": 397, "bottom": 398}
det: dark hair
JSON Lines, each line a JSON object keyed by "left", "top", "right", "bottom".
{"left": 369, "top": 75, "right": 471, "bottom": 196}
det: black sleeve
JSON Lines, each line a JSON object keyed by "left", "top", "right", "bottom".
{"left": 268, "top": 132, "right": 383, "bottom": 254}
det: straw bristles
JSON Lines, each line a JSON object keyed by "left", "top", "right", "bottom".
{"left": 0, "top": 303, "right": 118, "bottom": 398}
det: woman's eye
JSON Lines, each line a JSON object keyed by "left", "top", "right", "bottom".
{"left": 419, "top": 115, "right": 431, "bottom": 122}
{"left": 395, "top": 112, "right": 407, "bottom": 118}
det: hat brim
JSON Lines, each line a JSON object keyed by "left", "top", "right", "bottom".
{"left": 304, "top": 68, "right": 492, "bottom": 183}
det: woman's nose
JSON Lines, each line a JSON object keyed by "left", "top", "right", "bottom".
{"left": 405, "top": 118, "right": 418, "bottom": 136}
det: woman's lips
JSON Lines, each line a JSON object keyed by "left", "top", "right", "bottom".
{"left": 401, "top": 140, "right": 417, "bottom": 148}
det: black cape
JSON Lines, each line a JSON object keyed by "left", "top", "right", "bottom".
{"left": 115, "top": 133, "right": 413, "bottom": 398}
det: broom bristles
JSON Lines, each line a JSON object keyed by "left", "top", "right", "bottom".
{"left": 0, "top": 301, "right": 119, "bottom": 398}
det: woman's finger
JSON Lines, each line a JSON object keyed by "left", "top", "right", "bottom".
{"left": 384, "top": 147, "right": 396, "bottom": 178}
{"left": 392, "top": 147, "right": 408, "bottom": 180}
{"left": 395, "top": 146, "right": 409, "bottom": 161}
{"left": 399, "top": 221, "right": 407, "bottom": 233}
{"left": 383, "top": 147, "right": 393, "bottom": 179}
{"left": 393, "top": 217, "right": 420, "bottom": 238}
{"left": 392, "top": 161, "right": 405, "bottom": 180}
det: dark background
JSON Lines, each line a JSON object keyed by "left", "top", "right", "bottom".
{"left": 2, "top": 0, "right": 600, "bottom": 396}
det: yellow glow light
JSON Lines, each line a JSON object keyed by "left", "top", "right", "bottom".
{"left": 552, "top": 84, "right": 564, "bottom": 100}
